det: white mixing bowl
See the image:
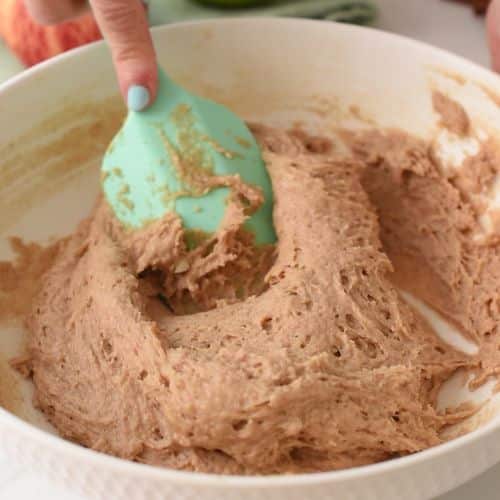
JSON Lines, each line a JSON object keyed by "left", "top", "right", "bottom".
{"left": 1, "top": 18, "right": 500, "bottom": 500}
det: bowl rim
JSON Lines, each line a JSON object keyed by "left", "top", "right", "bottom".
{"left": 1, "top": 16, "right": 500, "bottom": 488}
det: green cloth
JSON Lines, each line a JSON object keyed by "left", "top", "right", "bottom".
{"left": 149, "top": 0, "right": 377, "bottom": 26}
{"left": 0, "top": 40, "right": 23, "bottom": 84}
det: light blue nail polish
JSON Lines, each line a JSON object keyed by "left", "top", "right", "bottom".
{"left": 127, "top": 85, "right": 150, "bottom": 112}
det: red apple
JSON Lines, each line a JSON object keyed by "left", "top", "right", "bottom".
{"left": 0, "top": 0, "right": 102, "bottom": 66}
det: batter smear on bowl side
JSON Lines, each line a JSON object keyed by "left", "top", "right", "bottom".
{"left": 2, "top": 93, "right": 500, "bottom": 474}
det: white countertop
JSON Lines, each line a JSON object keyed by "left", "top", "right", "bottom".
{"left": 0, "top": 0, "right": 498, "bottom": 498}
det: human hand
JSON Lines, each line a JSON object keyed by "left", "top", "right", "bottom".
{"left": 24, "top": 0, "right": 157, "bottom": 111}
{"left": 487, "top": 0, "right": 500, "bottom": 71}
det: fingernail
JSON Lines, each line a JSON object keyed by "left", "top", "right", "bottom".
{"left": 127, "top": 85, "right": 150, "bottom": 112}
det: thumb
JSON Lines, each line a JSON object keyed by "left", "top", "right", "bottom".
{"left": 487, "top": 0, "right": 500, "bottom": 72}
{"left": 89, "top": 0, "right": 157, "bottom": 111}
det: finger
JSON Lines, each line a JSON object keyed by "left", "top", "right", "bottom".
{"left": 487, "top": 0, "right": 500, "bottom": 72}
{"left": 88, "top": 0, "right": 157, "bottom": 111}
{"left": 23, "top": 0, "right": 88, "bottom": 25}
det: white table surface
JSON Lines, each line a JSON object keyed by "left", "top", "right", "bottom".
{"left": 0, "top": 0, "right": 499, "bottom": 498}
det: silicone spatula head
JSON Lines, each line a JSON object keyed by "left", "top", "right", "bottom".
{"left": 101, "top": 67, "right": 276, "bottom": 245}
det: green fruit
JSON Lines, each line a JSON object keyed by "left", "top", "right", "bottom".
{"left": 194, "top": 0, "right": 272, "bottom": 8}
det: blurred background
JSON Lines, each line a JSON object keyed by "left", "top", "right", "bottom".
{"left": 0, "top": 0, "right": 491, "bottom": 83}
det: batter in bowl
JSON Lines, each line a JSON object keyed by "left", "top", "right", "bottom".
{"left": 2, "top": 95, "right": 500, "bottom": 474}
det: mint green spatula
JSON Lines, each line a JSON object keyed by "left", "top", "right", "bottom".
{"left": 101, "top": 68, "right": 276, "bottom": 245}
